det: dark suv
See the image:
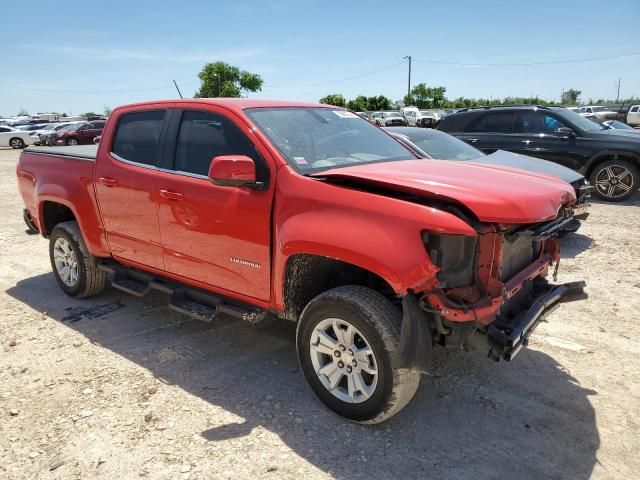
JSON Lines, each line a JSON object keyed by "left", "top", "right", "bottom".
{"left": 438, "top": 105, "right": 640, "bottom": 201}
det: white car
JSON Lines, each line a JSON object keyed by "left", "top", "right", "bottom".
{"left": 406, "top": 109, "right": 438, "bottom": 127}
{"left": 579, "top": 105, "right": 617, "bottom": 120}
{"left": 0, "top": 125, "right": 38, "bottom": 149}
{"left": 626, "top": 105, "right": 640, "bottom": 127}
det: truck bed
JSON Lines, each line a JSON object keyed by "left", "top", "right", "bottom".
{"left": 24, "top": 145, "right": 98, "bottom": 161}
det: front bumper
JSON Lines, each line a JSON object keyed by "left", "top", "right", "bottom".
{"left": 487, "top": 280, "right": 587, "bottom": 361}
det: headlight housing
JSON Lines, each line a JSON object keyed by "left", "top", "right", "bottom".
{"left": 422, "top": 233, "right": 477, "bottom": 289}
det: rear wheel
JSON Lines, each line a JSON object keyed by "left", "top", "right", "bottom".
{"left": 297, "top": 286, "right": 421, "bottom": 424}
{"left": 66, "top": 138, "right": 79, "bottom": 146}
{"left": 590, "top": 159, "right": 638, "bottom": 201}
{"left": 9, "top": 137, "right": 25, "bottom": 149}
{"left": 49, "top": 221, "right": 107, "bottom": 298}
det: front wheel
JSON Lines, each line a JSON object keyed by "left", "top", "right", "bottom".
{"left": 9, "top": 137, "right": 25, "bottom": 149}
{"left": 297, "top": 286, "right": 421, "bottom": 424}
{"left": 49, "top": 221, "right": 107, "bottom": 298}
{"left": 590, "top": 159, "right": 639, "bottom": 201}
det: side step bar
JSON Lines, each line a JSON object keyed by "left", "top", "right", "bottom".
{"left": 98, "top": 263, "right": 267, "bottom": 324}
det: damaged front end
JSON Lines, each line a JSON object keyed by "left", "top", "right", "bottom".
{"left": 396, "top": 210, "right": 587, "bottom": 368}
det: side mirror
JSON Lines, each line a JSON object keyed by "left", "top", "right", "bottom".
{"left": 555, "top": 127, "right": 576, "bottom": 138}
{"left": 208, "top": 155, "right": 263, "bottom": 189}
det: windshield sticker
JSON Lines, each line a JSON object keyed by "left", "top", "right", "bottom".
{"left": 333, "top": 110, "right": 359, "bottom": 118}
{"left": 293, "top": 156, "right": 308, "bottom": 165}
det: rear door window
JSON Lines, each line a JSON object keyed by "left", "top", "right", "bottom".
{"left": 111, "top": 110, "right": 166, "bottom": 166}
{"left": 467, "top": 112, "right": 515, "bottom": 133}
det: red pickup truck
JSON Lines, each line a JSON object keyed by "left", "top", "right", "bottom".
{"left": 16, "top": 99, "right": 586, "bottom": 423}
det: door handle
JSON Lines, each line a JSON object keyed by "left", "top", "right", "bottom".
{"left": 160, "top": 190, "right": 184, "bottom": 201}
{"left": 467, "top": 138, "right": 479, "bottom": 143}
{"left": 99, "top": 177, "right": 118, "bottom": 187}
{"left": 521, "top": 140, "right": 533, "bottom": 145}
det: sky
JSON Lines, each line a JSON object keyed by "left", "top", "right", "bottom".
{"left": 1, "top": 0, "right": 639, "bottom": 116}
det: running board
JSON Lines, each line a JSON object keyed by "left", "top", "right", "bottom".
{"left": 98, "top": 263, "right": 267, "bottom": 324}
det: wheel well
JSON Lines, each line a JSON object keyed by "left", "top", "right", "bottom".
{"left": 41, "top": 201, "right": 76, "bottom": 237}
{"left": 585, "top": 153, "right": 640, "bottom": 179}
{"left": 282, "top": 254, "right": 398, "bottom": 321}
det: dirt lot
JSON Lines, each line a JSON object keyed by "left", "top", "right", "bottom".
{"left": 0, "top": 147, "right": 638, "bottom": 480}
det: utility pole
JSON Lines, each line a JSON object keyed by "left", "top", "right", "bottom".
{"left": 403, "top": 55, "right": 412, "bottom": 101}
{"left": 616, "top": 77, "right": 621, "bottom": 102}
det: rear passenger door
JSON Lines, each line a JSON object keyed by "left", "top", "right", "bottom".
{"left": 94, "top": 108, "right": 168, "bottom": 270}
{"left": 458, "top": 111, "right": 517, "bottom": 153}
{"left": 155, "top": 107, "right": 275, "bottom": 301}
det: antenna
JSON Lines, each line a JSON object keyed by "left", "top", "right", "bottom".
{"left": 173, "top": 80, "right": 183, "bottom": 99}
{"left": 605, "top": 98, "right": 626, "bottom": 130}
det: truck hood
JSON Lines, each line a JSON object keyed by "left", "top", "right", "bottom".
{"left": 312, "top": 160, "right": 576, "bottom": 224}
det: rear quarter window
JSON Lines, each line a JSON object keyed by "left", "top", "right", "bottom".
{"left": 111, "top": 110, "right": 166, "bottom": 166}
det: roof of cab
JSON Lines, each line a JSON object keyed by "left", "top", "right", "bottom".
{"left": 113, "top": 98, "right": 333, "bottom": 114}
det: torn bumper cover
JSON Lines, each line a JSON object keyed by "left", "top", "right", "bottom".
{"left": 487, "top": 280, "right": 587, "bottom": 361}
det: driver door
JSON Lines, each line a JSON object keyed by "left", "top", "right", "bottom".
{"left": 155, "top": 107, "right": 275, "bottom": 301}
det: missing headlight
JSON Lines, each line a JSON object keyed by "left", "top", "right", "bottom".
{"left": 422, "top": 233, "right": 477, "bottom": 289}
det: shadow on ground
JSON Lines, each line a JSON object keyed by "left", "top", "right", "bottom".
{"left": 559, "top": 233, "right": 594, "bottom": 258}
{"left": 7, "top": 273, "right": 600, "bottom": 480}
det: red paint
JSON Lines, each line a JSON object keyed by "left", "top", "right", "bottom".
{"left": 17, "top": 98, "right": 578, "bottom": 326}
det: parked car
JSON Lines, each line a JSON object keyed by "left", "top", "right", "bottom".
{"left": 579, "top": 105, "right": 617, "bottom": 121}
{"left": 438, "top": 105, "right": 640, "bottom": 201}
{"left": 48, "top": 121, "right": 106, "bottom": 146}
{"left": 17, "top": 98, "right": 586, "bottom": 423}
{"left": 0, "top": 125, "right": 38, "bottom": 149}
{"left": 405, "top": 110, "right": 438, "bottom": 128}
{"left": 384, "top": 126, "right": 590, "bottom": 232}
{"left": 626, "top": 105, "right": 640, "bottom": 127}
{"left": 33, "top": 122, "right": 82, "bottom": 146}
{"left": 371, "top": 111, "right": 406, "bottom": 126}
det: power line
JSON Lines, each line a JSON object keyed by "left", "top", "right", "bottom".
{"left": 0, "top": 83, "right": 197, "bottom": 94}
{"left": 412, "top": 51, "right": 640, "bottom": 66}
{"left": 264, "top": 61, "right": 406, "bottom": 88}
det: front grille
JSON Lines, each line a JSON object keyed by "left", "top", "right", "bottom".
{"left": 500, "top": 234, "right": 541, "bottom": 281}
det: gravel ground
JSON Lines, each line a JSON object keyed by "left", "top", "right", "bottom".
{"left": 1, "top": 147, "right": 639, "bottom": 480}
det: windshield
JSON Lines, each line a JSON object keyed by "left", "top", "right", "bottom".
{"left": 590, "top": 106, "right": 608, "bottom": 112}
{"left": 557, "top": 109, "right": 604, "bottom": 131}
{"left": 407, "top": 130, "right": 484, "bottom": 160}
{"left": 384, "top": 112, "right": 402, "bottom": 118}
{"left": 246, "top": 108, "right": 414, "bottom": 173}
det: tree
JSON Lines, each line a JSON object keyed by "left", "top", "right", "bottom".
{"left": 319, "top": 93, "right": 347, "bottom": 107}
{"left": 366, "top": 95, "right": 391, "bottom": 111}
{"left": 346, "top": 95, "right": 369, "bottom": 111}
{"left": 80, "top": 112, "right": 99, "bottom": 118}
{"left": 406, "top": 84, "right": 447, "bottom": 108}
{"left": 561, "top": 88, "right": 581, "bottom": 105}
{"left": 103, "top": 105, "right": 113, "bottom": 116}
{"left": 194, "top": 61, "right": 263, "bottom": 98}
{"left": 17, "top": 108, "right": 29, "bottom": 116}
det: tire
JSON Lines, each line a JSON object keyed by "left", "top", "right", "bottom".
{"left": 49, "top": 221, "right": 107, "bottom": 298}
{"left": 66, "top": 138, "right": 79, "bottom": 146}
{"left": 589, "top": 159, "right": 639, "bottom": 202}
{"left": 9, "top": 137, "right": 25, "bottom": 149}
{"left": 297, "top": 286, "right": 421, "bottom": 424}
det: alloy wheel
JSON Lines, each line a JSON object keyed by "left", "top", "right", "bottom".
{"left": 53, "top": 238, "right": 79, "bottom": 287}
{"left": 595, "top": 164, "right": 634, "bottom": 199}
{"left": 309, "top": 317, "right": 378, "bottom": 404}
